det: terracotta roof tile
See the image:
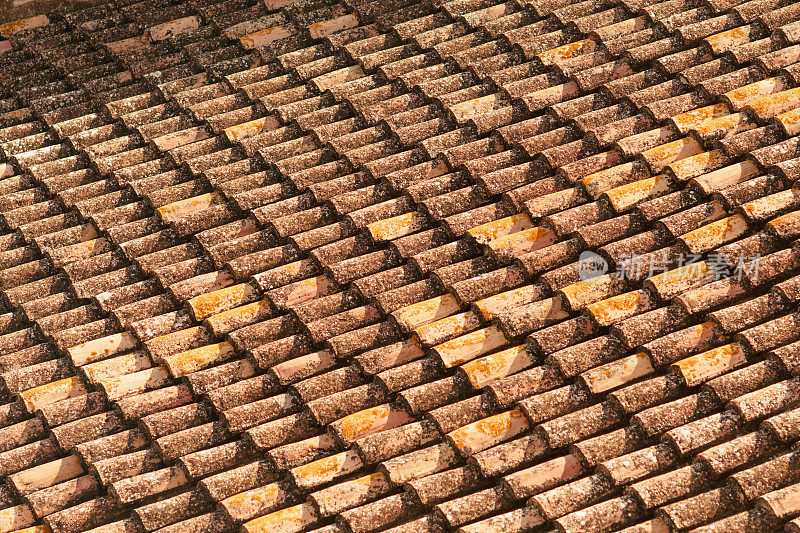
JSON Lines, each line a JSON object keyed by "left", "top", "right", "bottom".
{"left": 1, "top": 0, "right": 800, "bottom": 530}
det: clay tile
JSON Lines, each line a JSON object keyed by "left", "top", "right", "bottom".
{"left": 406, "top": 465, "right": 481, "bottom": 508}
{"left": 509, "top": 441, "right": 584, "bottom": 495}
{"left": 698, "top": 420, "right": 765, "bottom": 472}
{"left": 368, "top": 432, "right": 450, "bottom": 483}
{"left": 598, "top": 440, "right": 675, "bottom": 489}
{"left": 337, "top": 492, "right": 420, "bottom": 533}
{"left": 462, "top": 506, "right": 540, "bottom": 532}
{"left": 763, "top": 403, "right": 800, "bottom": 442}
{"left": 709, "top": 291, "right": 787, "bottom": 335}
{"left": 312, "top": 471, "right": 392, "bottom": 518}
{"left": 775, "top": 272, "right": 800, "bottom": 304}
{"left": 446, "top": 409, "right": 529, "bottom": 457}
{"left": 240, "top": 502, "right": 318, "bottom": 533}
{"left": 737, "top": 310, "right": 800, "bottom": 354}
{"left": 709, "top": 354, "right": 784, "bottom": 405}
{"left": 728, "top": 375, "right": 800, "bottom": 424}
{"left": 437, "top": 485, "right": 512, "bottom": 528}
{"left": 109, "top": 465, "right": 188, "bottom": 505}
{"left": 350, "top": 415, "right": 438, "bottom": 465}
{"left": 613, "top": 303, "right": 690, "bottom": 349}
{"left": 757, "top": 480, "right": 800, "bottom": 519}
{"left": 529, "top": 473, "right": 612, "bottom": 522}
{"left": 724, "top": 449, "right": 797, "bottom": 507}
{"left": 218, "top": 480, "right": 294, "bottom": 524}
{"left": 767, "top": 207, "right": 800, "bottom": 239}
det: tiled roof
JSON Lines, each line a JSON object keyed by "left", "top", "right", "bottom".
{"left": 0, "top": 0, "right": 800, "bottom": 531}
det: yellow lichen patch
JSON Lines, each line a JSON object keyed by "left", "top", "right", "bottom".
{"left": 308, "top": 13, "right": 359, "bottom": 39}
{"left": 488, "top": 226, "right": 558, "bottom": 258}
{"left": 642, "top": 137, "right": 703, "bottom": 170}
{"left": 605, "top": 174, "right": 672, "bottom": 212}
{"left": 448, "top": 409, "right": 529, "bottom": 455}
{"left": 742, "top": 189, "right": 800, "bottom": 221}
{"left": 679, "top": 321, "right": 719, "bottom": 349}
{"left": 225, "top": 116, "right": 280, "bottom": 142}
{"left": 667, "top": 149, "right": 726, "bottom": 181}
{"left": 414, "top": 310, "right": 481, "bottom": 346}
{"left": 776, "top": 107, "right": 800, "bottom": 135}
{"left": 67, "top": 331, "right": 138, "bottom": 367}
{"left": 162, "top": 341, "right": 235, "bottom": 378}
{"left": 745, "top": 87, "right": 800, "bottom": 119}
{"left": 335, "top": 404, "right": 411, "bottom": 442}
{"left": 586, "top": 290, "right": 651, "bottom": 326}
{"left": 582, "top": 161, "right": 646, "bottom": 198}
{"left": 47, "top": 237, "right": 111, "bottom": 266}
{"left": 0, "top": 14, "right": 49, "bottom": 37}
{"left": 221, "top": 483, "right": 290, "bottom": 521}
{"left": 768, "top": 209, "right": 800, "bottom": 238}
{"left": 205, "top": 299, "right": 272, "bottom": 335}
{"left": 723, "top": 77, "right": 790, "bottom": 110}
{"left": 223, "top": 16, "right": 279, "bottom": 40}
{"left": 101, "top": 366, "right": 169, "bottom": 401}
{"left": 81, "top": 350, "right": 151, "bottom": 384}
{"left": 449, "top": 93, "right": 507, "bottom": 123}
{"left": 680, "top": 214, "right": 748, "bottom": 254}
{"left": 461, "top": 345, "right": 535, "bottom": 388}
{"left": 242, "top": 502, "right": 318, "bottom": 533}
{"left": 467, "top": 213, "right": 533, "bottom": 243}
{"left": 673, "top": 343, "right": 747, "bottom": 386}
{"left": 367, "top": 211, "right": 427, "bottom": 241}
{"left": 311, "top": 472, "right": 390, "bottom": 516}
{"left": 560, "top": 274, "right": 627, "bottom": 311}
{"left": 393, "top": 294, "right": 460, "bottom": 331}
{"left": 240, "top": 25, "right": 295, "bottom": 49}
{"left": 147, "top": 15, "right": 200, "bottom": 41}
{"left": 10, "top": 525, "right": 51, "bottom": 533}
{"left": 581, "top": 352, "right": 654, "bottom": 394}
{"left": 648, "top": 261, "right": 710, "bottom": 298}
{"left": 291, "top": 450, "right": 362, "bottom": 490}
{"left": 703, "top": 25, "right": 749, "bottom": 54}
{"left": 693, "top": 113, "right": 750, "bottom": 137}
{"left": 671, "top": 104, "right": 730, "bottom": 133}
{"left": 538, "top": 38, "right": 597, "bottom": 65}
{"left": 692, "top": 161, "right": 759, "bottom": 194}
{"left": 157, "top": 192, "right": 224, "bottom": 222}
{"left": 0, "top": 504, "right": 35, "bottom": 532}
{"left": 188, "top": 282, "right": 258, "bottom": 320}
{"left": 20, "top": 376, "right": 86, "bottom": 411}
{"left": 434, "top": 325, "right": 508, "bottom": 367}
{"left": 474, "top": 283, "right": 540, "bottom": 320}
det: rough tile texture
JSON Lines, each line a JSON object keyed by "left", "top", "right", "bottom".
{"left": 1, "top": 0, "right": 800, "bottom": 532}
